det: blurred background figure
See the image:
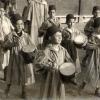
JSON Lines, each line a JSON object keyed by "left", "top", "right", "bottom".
{"left": 82, "top": 6, "right": 100, "bottom": 67}
{"left": 22, "top": 0, "right": 33, "bottom": 34}
{"left": 61, "top": 14, "right": 83, "bottom": 76}
{"left": 84, "top": 6, "right": 100, "bottom": 36}
{"left": 3, "top": 15, "right": 36, "bottom": 98}
{"left": 22, "top": 0, "right": 48, "bottom": 46}
{"left": 38, "top": 4, "right": 61, "bottom": 48}
{"left": 0, "top": 1, "right": 14, "bottom": 81}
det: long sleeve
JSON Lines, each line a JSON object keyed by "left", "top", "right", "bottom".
{"left": 3, "top": 32, "right": 18, "bottom": 50}
{"left": 84, "top": 18, "right": 94, "bottom": 34}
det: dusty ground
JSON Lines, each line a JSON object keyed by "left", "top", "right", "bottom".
{"left": 0, "top": 49, "right": 100, "bottom": 100}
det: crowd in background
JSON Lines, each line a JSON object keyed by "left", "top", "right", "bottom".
{"left": 0, "top": 0, "right": 100, "bottom": 99}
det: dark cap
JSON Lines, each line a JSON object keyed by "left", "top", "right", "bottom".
{"left": 46, "top": 25, "right": 61, "bottom": 37}
{"left": 0, "top": 1, "right": 4, "bottom": 8}
{"left": 49, "top": 5, "right": 56, "bottom": 11}
{"left": 92, "top": 6, "right": 100, "bottom": 13}
{"left": 93, "top": 17, "right": 100, "bottom": 28}
{"left": 66, "top": 14, "right": 75, "bottom": 22}
{"left": 12, "top": 13, "right": 23, "bottom": 24}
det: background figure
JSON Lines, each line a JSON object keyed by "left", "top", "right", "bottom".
{"left": 80, "top": 17, "right": 100, "bottom": 97}
{"left": 35, "top": 26, "right": 72, "bottom": 100}
{"left": 82, "top": 6, "right": 100, "bottom": 66}
{"left": 22, "top": 0, "right": 48, "bottom": 46}
{"left": 0, "top": 1, "right": 14, "bottom": 80}
{"left": 61, "top": 14, "right": 83, "bottom": 75}
{"left": 0, "top": 0, "right": 17, "bottom": 17}
{"left": 3, "top": 15, "right": 36, "bottom": 98}
{"left": 38, "top": 4, "right": 61, "bottom": 48}
{"left": 22, "top": 0, "right": 33, "bottom": 34}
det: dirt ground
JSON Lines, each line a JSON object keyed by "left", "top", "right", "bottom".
{"left": 0, "top": 49, "right": 100, "bottom": 100}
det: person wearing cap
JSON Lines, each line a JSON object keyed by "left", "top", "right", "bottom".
{"left": 82, "top": 6, "right": 100, "bottom": 66}
{"left": 84, "top": 6, "right": 100, "bottom": 35}
{"left": 38, "top": 4, "right": 61, "bottom": 48}
{"left": 0, "top": 1, "right": 14, "bottom": 81}
{"left": 35, "top": 25, "right": 72, "bottom": 99}
{"left": 3, "top": 15, "right": 36, "bottom": 98}
{"left": 79, "top": 17, "right": 100, "bottom": 97}
{"left": 61, "top": 14, "right": 83, "bottom": 76}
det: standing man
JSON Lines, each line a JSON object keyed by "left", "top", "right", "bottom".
{"left": 82, "top": 6, "right": 100, "bottom": 66}
{"left": 84, "top": 6, "right": 100, "bottom": 35}
{"left": 0, "top": 1, "right": 14, "bottom": 80}
{"left": 38, "top": 4, "right": 61, "bottom": 48}
{"left": 22, "top": 0, "right": 48, "bottom": 46}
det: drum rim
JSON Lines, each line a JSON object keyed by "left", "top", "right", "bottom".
{"left": 22, "top": 44, "right": 36, "bottom": 53}
{"left": 74, "top": 35, "right": 87, "bottom": 45}
{"left": 59, "top": 62, "right": 75, "bottom": 76}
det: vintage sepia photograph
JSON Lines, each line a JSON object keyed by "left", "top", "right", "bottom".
{"left": 0, "top": 0, "right": 100, "bottom": 100}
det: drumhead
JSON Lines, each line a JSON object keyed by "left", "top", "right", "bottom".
{"left": 74, "top": 35, "right": 87, "bottom": 45}
{"left": 59, "top": 63, "right": 75, "bottom": 76}
{"left": 96, "top": 35, "right": 100, "bottom": 39}
{"left": 22, "top": 44, "right": 36, "bottom": 53}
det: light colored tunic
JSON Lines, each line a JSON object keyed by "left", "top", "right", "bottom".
{"left": 0, "top": 16, "right": 14, "bottom": 70}
{"left": 24, "top": 0, "right": 48, "bottom": 45}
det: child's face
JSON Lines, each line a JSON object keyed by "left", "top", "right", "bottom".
{"left": 16, "top": 20, "right": 24, "bottom": 32}
{"left": 0, "top": 8, "right": 5, "bottom": 17}
{"left": 49, "top": 10, "right": 56, "bottom": 19}
{"left": 67, "top": 18, "right": 75, "bottom": 28}
{"left": 93, "top": 10, "right": 100, "bottom": 18}
{"left": 51, "top": 32, "right": 62, "bottom": 44}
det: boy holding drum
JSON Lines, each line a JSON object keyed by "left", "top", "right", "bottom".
{"left": 2, "top": 14, "right": 36, "bottom": 98}
{"left": 35, "top": 26, "right": 74, "bottom": 99}
{"left": 61, "top": 14, "right": 85, "bottom": 75}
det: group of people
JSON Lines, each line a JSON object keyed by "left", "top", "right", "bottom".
{"left": 0, "top": 0, "right": 100, "bottom": 99}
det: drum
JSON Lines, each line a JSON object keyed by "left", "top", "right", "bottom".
{"left": 73, "top": 35, "right": 87, "bottom": 48}
{"left": 96, "top": 35, "right": 100, "bottom": 39}
{"left": 21, "top": 44, "right": 36, "bottom": 64}
{"left": 59, "top": 62, "right": 75, "bottom": 81}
